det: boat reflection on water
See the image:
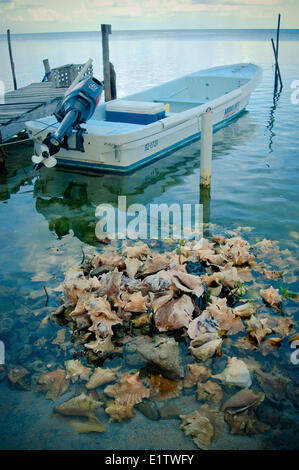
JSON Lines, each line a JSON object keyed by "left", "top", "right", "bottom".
{"left": 1, "top": 112, "right": 257, "bottom": 244}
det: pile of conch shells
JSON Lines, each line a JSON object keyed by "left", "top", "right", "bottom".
{"left": 30, "top": 233, "right": 297, "bottom": 448}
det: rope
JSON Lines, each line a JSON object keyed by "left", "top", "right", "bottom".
{"left": 1, "top": 121, "right": 59, "bottom": 147}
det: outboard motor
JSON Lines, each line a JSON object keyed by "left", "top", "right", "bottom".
{"left": 32, "top": 77, "right": 103, "bottom": 168}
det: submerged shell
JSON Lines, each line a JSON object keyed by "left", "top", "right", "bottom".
{"left": 36, "top": 369, "right": 70, "bottom": 401}
{"left": 260, "top": 286, "right": 282, "bottom": 307}
{"left": 137, "top": 336, "right": 184, "bottom": 379}
{"left": 184, "top": 364, "right": 211, "bottom": 388}
{"left": 66, "top": 415, "right": 105, "bottom": 434}
{"left": 149, "top": 374, "right": 183, "bottom": 401}
{"left": 246, "top": 315, "right": 272, "bottom": 345}
{"left": 222, "top": 388, "right": 265, "bottom": 414}
{"left": 104, "top": 371, "right": 150, "bottom": 405}
{"left": 54, "top": 392, "right": 100, "bottom": 418}
{"left": 84, "top": 335, "right": 121, "bottom": 356}
{"left": 105, "top": 400, "right": 136, "bottom": 422}
{"left": 197, "top": 380, "right": 223, "bottom": 404}
{"left": 233, "top": 302, "right": 257, "bottom": 318}
{"left": 65, "top": 360, "right": 92, "bottom": 383}
{"left": 8, "top": 366, "right": 31, "bottom": 391}
{"left": 86, "top": 367, "right": 119, "bottom": 389}
{"left": 155, "top": 294, "right": 194, "bottom": 332}
{"left": 212, "top": 357, "right": 252, "bottom": 388}
{"left": 180, "top": 404, "right": 224, "bottom": 450}
{"left": 225, "top": 409, "right": 270, "bottom": 435}
{"left": 189, "top": 335, "right": 222, "bottom": 361}
{"left": 256, "top": 368, "right": 291, "bottom": 403}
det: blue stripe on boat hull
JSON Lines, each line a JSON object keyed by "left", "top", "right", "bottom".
{"left": 56, "top": 107, "right": 246, "bottom": 174}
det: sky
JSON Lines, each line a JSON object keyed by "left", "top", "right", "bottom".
{"left": 0, "top": 0, "right": 298, "bottom": 33}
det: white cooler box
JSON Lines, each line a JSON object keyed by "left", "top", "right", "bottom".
{"left": 105, "top": 100, "right": 166, "bottom": 125}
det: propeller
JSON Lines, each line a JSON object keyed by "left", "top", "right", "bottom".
{"left": 31, "top": 144, "right": 57, "bottom": 169}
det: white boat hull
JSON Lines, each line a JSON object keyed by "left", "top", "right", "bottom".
{"left": 26, "top": 63, "right": 262, "bottom": 173}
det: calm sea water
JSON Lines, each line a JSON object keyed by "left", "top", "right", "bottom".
{"left": 0, "top": 29, "right": 299, "bottom": 450}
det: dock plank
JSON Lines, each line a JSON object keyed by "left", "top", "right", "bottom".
{"left": 0, "top": 82, "right": 67, "bottom": 141}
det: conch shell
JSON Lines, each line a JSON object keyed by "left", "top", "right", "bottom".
{"left": 94, "top": 251, "right": 122, "bottom": 267}
{"left": 123, "top": 243, "right": 151, "bottom": 259}
{"left": 220, "top": 237, "right": 252, "bottom": 266}
{"left": 189, "top": 333, "right": 222, "bottom": 361}
{"left": 222, "top": 388, "right": 265, "bottom": 414}
{"left": 260, "top": 286, "right": 282, "bottom": 307}
{"left": 86, "top": 367, "right": 119, "bottom": 389}
{"left": 246, "top": 315, "right": 272, "bottom": 345}
{"left": 84, "top": 335, "right": 121, "bottom": 356}
{"left": 62, "top": 267, "right": 92, "bottom": 307}
{"left": 149, "top": 373, "right": 183, "bottom": 401}
{"left": 256, "top": 368, "right": 291, "bottom": 403}
{"left": 184, "top": 364, "right": 211, "bottom": 388}
{"left": 180, "top": 404, "right": 224, "bottom": 450}
{"left": 212, "top": 357, "right": 252, "bottom": 388}
{"left": 155, "top": 294, "right": 194, "bottom": 332}
{"left": 54, "top": 392, "right": 101, "bottom": 418}
{"left": 214, "top": 265, "right": 241, "bottom": 289}
{"left": 66, "top": 416, "right": 106, "bottom": 434}
{"left": 197, "top": 380, "right": 223, "bottom": 404}
{"left": 137, "top": 336, "right": 184, "bottom": 379}
{"left": 125, "top": 258, "right": 143, "bottom": 279}
{"left": 36, "top": 368, "right": 70, "bottom": 401}
{"left": 65, "top": 360, "right": 92, "bottom": 383}
{"left": 104, "top": 371, "right": 150, "bottom": 405}
{"left": 105, "top": 400, "right": 136, "bottom": 422}
{"left": 8, "top": 366, "right": 31, "bottom": 390}
{"left": 141, "top": 253, "right": 174, "bottom": 275}
{"left": 233, "top": 302, "right": 257, "bottom": 318}
{"left": 124, "top": 291, "right": 148, "bottom": 313}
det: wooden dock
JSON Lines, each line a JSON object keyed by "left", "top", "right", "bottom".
{"left": 0, "top": 82, "right": 67, "bottom": 142}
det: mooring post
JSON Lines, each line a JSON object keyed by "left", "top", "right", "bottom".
{"left": 43, "top": 59, "right": 52, "bottom": 82}
{"left": 110, "top": 62, "right": 117, "bottom": 100}
{"left": 200, "top": 108, "right": 213, "bottom": 188}
{"left": 101, "top": 24, "right": 112, "bottom": 102}
{"left": 7, "top": 29, "right": 17, "bottom": 90}
{"left": 271, "top": 38, "right": 283, "bottom": 91}
{"left": 274, "top": 14, "right": 281, "bottom": 92}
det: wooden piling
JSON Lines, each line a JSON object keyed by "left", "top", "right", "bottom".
{"left": 101, "top": 24, "right": 112, "bottom": 102}
{"left": 274, "top": 14, "right": 281, "bottom": 92}
{"left": 43, "top": 59, "right": 52, "bottom": 82}
{"left": 110, "top": 62, "right": 117, "bottom": 100}
{"left": 200, "top": 108, "right": 213, "bottom": 188}
{"left": 7, "top": 29, "right": 17, "bottom": 91}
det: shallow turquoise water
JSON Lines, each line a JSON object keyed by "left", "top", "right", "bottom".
{"left": 0, "top": 29, "right": 298, "bottom": 450}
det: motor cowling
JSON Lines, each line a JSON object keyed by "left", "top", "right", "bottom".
{"left": 32, "top": 76, "right": 103, "bottom": 168}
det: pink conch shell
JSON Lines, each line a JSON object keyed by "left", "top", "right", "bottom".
{"left": 86, "top": 367, "right": 119, "bottom": 389}
{"left": 104, "top": 371, "right": 150, "bottom": 405}
{"left": 124, "top": 291, "right": 148, "bottom": 313}
{"left": 220, "top": 237, "right": 252, "bottom": 266}
{"left": 214, "top": 265, "right": 241, "bottom": 289}
{"left": 155, "top": 294, "right": 194, "bottom": 332}
{"left": 260, "top": 286, "right": 282, "bottom": 307}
